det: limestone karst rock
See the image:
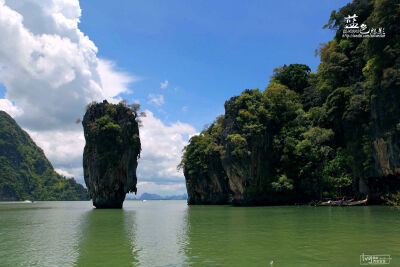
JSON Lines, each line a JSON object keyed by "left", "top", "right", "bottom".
{"left": 82, "top": 100, "right": 141, "bottom": 208}
{"left": 181, "top": 0, "right": 400, "bottom": 205}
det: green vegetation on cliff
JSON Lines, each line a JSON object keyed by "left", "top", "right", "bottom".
{"left": 0, "top": 111, "right": 89, "bottom": 201}
{"left": 181, "top": 0, "right": 400, "bottom": 205}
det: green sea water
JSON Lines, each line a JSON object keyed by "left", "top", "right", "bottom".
{"left": 0, "top": 200, "right": 399, "bottom": 266}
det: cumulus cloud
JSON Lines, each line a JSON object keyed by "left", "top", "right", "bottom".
{"left": 97, "top": 59, "right": 139, "bottom": 100}
{"left": 28, "top": 128, "right": 85, "bottom": 182}
{"left": 0, "top": 0, "right": 196, "bottom": 195}
{"left": 0, "top": 0, "right": 136, "bottom": 131}
{"left": 160, "top": 79, "right": 168, "bottom": 89}
{"left": 55, "top": 168, "right": 74, "bottom": 178}
{"left": 138, "top": 110, "right": 196, "bottom": 182}
{"left": 147, "top": 93, "right": 165, "bottom": 106}
{"left": 0, "top": 98, "right": 23, "bottom": 117}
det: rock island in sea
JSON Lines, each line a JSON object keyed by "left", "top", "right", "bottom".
{"left": 82, "top": 100, "right": 141, "bottom": 208}
{"left": 180, "top": 0, "right": 400, "bottom": 206}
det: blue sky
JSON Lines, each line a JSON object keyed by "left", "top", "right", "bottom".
{"left": 79, "top": 0, "right": 351, "bottom": 130}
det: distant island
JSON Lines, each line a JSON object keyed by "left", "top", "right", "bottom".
{"left": 0, "top": 111, "right": 89, "bottom": 201}
{"left": 126, "top": 192, "right": 188, "bottom": 200}
{"left": 180, "top": 0, "right": 400, "bottom": 205}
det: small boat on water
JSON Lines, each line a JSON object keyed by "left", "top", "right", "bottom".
{"left": 316, "top": 197, "right": 345, "bottom": 206}
{"left": 23, "top": 200, "right": 33, "bottom": 203}
{"left": 314, "top": 195, "right": 368, "bottom": 207}
{"left": 343, "top": 195, "right": 368, "bottom": 206}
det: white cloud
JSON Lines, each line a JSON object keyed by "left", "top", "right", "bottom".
{"left": 138, "top": 110, "right": 196, "bottom": 182}
{"left": 0, "top": 0, "right": 197, "bottom": 196}
{"left": 28, "top": 128, "right": 85, "bottom": 180}
{"left": 160, "top": 79, "right": 168, "bottom": 89}
{"left": 97, "top": 58, "right": 139, "bottom": 100}
{"left": 147, "top": 93, "right": 164, "bottom": 106}
{"left": 0, "top": 0, "right": 135, "bottom": 131}
{"left": 55, "top": 168, "right": 74, "bottom": 178}
{"left": 0, "top": 98, "right": 23, "bottom": 117}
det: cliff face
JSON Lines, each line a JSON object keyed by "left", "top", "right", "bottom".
{"left": 183, "top": 90, "right": 300, "bottom": 205}
{"left": 180, "top": 129, "right": 231, "bottom": 204}
{"left": 365, "top": 70, "right": 400, "bottom": 199}
{"left": 181, "top": 0, "right": 400, "bottom": 205}
{"left": 0, "top": 111, "right": 88, "bottom": 201}
{"left": 185, "top": 157, "right": 231, "bottom": 205}
{"left": 372, "top": 137, "right": 400, "bottom": 177}
{"left": 218, "top": 96, "right": 271, "bottom": 205}
{"left": 82, "top": 100, "right": 141, "bottom": 208}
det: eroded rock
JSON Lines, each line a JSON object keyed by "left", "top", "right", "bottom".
{"left": 83, "top": 100, "right": 141, "bottom": 208}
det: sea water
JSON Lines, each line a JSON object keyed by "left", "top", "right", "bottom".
{"left": 0, "top": 201, "right": 399, "bottom": 266}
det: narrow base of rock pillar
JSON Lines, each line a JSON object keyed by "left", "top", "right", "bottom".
{"left": 93, "top": 202, "right": 123, "bottom": 209}
{"left": 92, "top": 195, "right": 125, "bottom": 209}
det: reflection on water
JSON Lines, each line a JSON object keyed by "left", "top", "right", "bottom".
{"left": 1, "top": 201, "right": 400, "bottom": 266}
{"left": 74, "top": 200, "right": 189, "bottom": 266}
{"left": 75, "top": 208, "right": 138, "bottom": 266}
{"left": 132, "top": 200, "right": 189, "bottom": 266}
{"left": 183, "top": 205, "right": 400, "bottom": 266}
{"left": 0, "top": 201, "right": 189, "bottom": 267}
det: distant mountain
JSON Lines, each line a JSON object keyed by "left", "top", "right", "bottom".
{"left": 162, "top": 193, "right": 188, "bottom": 200}
{"left": 138, "top": 192, "right": 187, "bottom": 200}
{"left": 124, "top": 194, "right": 137, "bottom": 200}
{"left": 0, "top": 111, "right": 89, "bottom": 201}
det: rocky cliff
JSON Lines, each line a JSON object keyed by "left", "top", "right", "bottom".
{"left": 179, "top": 121, "right": 232, "bottom": 204}
{"left": 82, "top": 100, "right": 141, "bottom": 208}
{"left": 181, "top": 0, "right": 400, "bottom": 205}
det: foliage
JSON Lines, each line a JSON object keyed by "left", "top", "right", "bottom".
{"left": 271, "top": 174, "right": 294, "bottom": 192}
{"left": 178, "top": 123, "right": 222, "bottom": 181}
{"left": 271, "top": 64, "right": 311, "bottom": 93}
{"left": 0, "top": 111, "right": 89, "bottom": 201}
{"left": 381, "top": 191, "right": 400, "bottom": 207}
{"left": 84, "top": 100, "right": 141, "bottom": 165}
